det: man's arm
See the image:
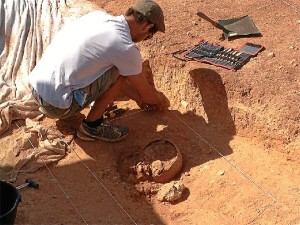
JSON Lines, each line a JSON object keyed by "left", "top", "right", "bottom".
{"left": 126, "top": 73, "right": 170, "bottom": 111}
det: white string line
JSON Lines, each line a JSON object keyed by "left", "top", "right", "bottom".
{"left": 14, "top": 121, "right": 137, "bottom": 225}
{"left": 280, "top": 0, "right": 300, "bottom": 12}
{"left": 63, "top": 141, "right": 138, "bottom": 225}
{"left": 170, "top": 112, "right": 277, "bottom": 202}
{"left": 57, "top": 109, "right": 148, "bottom": 224}
{"left": 14, "top": 122, "right": 89, "bottom": 225}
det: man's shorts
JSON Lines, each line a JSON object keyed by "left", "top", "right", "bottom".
{"left": 32, "top": 67, "right": 118, "bottom": 120}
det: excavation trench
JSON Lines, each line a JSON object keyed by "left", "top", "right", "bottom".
{"left": 142, "top": 53, "right": 299, "bottom": 162}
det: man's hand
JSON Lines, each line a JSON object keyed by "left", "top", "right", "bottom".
{"left": 142, "top": 92, "right": 170, "bottom": 111}
{"left": 126, "top": 72, "right": 170, "bottom": 111}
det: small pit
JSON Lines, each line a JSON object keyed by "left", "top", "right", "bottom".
{"left": 118, "top": 139, "right": 183, "bottom": 184}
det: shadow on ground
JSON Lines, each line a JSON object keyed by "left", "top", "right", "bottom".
{"left": 8, "top": 68, "right": 237, "bottom": 225}
{"left": 72, "top": 68, "right": 236, "bottom": 223}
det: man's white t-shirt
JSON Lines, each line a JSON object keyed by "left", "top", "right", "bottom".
{"left": 29, "top": 11, "right": 142, "bottom": 109}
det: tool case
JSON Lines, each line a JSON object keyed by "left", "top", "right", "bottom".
{"left": 174, "top": 39, "right": 263, "bottom": 71}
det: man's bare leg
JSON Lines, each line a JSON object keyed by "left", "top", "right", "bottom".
{"left": 86, "top": 76, "right": 125, "bottom": 121}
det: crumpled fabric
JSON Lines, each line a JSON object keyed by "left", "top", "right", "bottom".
{"left": 5, "top": 119, "right": 67, "bottom": 182}
{"left": 0, "top": 94, "right": 43, "bottom": 135}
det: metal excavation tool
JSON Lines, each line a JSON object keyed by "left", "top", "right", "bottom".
{"left": 197, "top": 12, "right": 261, "bottom": 39}
{"left": 16, "top": 179, "right": 39, "bottom": 190}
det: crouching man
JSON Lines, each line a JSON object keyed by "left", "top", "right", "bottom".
{"left": 29, "top": 0, "right": 170, "bottom": 142}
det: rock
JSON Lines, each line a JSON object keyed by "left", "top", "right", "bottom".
{"left": 203, "top": 165, "right": 210, "bottom": 170}
{"left": 186, "top": 31, "right": 195, "bottom": 38}
{"left": 157, "top": 181, "right": 186, "bottom": 202}
{"left": 290, "top": 59, "right": 298, "bottom": 67}
{"left": 218, "top": 170, "right": 225, "bottom": 176}
{"left": 135, "top": 162, "right": 151, "bottom": 181}
{"left": 136, "top": 181, "right": 161, "bottom": 195}
{"left": 151, "top": 160, "right": 164, "bottom": 177}
{"left": 184, "top": 172, "right": 190, "bottom": 176}
{"left": 267, "top": 52, "right": 275, "bottom": 58}
{"left": 180, "top": 100, "right": 189, "bottom": 113}
{"left": 156, "top": 124, "right": 168, "bottom": 132}
{"left": 180, "top": 100, "right": 188, "bottom": 108}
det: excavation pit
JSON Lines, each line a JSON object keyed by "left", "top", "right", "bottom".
{"left": 118, "top": 139, "right": 183, "bottom": 184}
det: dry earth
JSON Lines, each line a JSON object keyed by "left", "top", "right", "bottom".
{"left": 1, "top": 0, "right": 300, "bottom": 224}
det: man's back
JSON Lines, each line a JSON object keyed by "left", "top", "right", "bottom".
{"left": 29, "top": 11, "right": 142, "bottom": 109}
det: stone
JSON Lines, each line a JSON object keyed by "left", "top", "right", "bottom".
{"left": 157, "top": 181, "right": 186, "bottom": 202}
{"left": 180, "top": 100, "right": 188, "bottom": 108}
{"left": 151, "top": 160, "right": 164, "bottom": 177}
{"left": 218, "top": 170, "right": 225, "bottom": 176}
{"left": 290, "top": 59, "right": 298, "bottom": 67}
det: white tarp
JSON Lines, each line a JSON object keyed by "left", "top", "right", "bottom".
{"left": 0, "top": 0, "right": 67, "bottom": 134}
{"left": 0, "top": 0, "right": 98, "bottom": 181}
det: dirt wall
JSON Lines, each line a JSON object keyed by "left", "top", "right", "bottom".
{"left": 140, "top": 44, "right": 299, "bottom": 161}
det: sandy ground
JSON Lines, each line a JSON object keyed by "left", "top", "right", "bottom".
{"left": 1, "top": 0, "right": 300, "bottom": 224}
{"left": 6, "top": 106, "right": 300, "bottom": 224}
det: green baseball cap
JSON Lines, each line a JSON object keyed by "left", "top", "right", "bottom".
{"left": 133, "top": 0, "right": 165, "bottom": 32}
